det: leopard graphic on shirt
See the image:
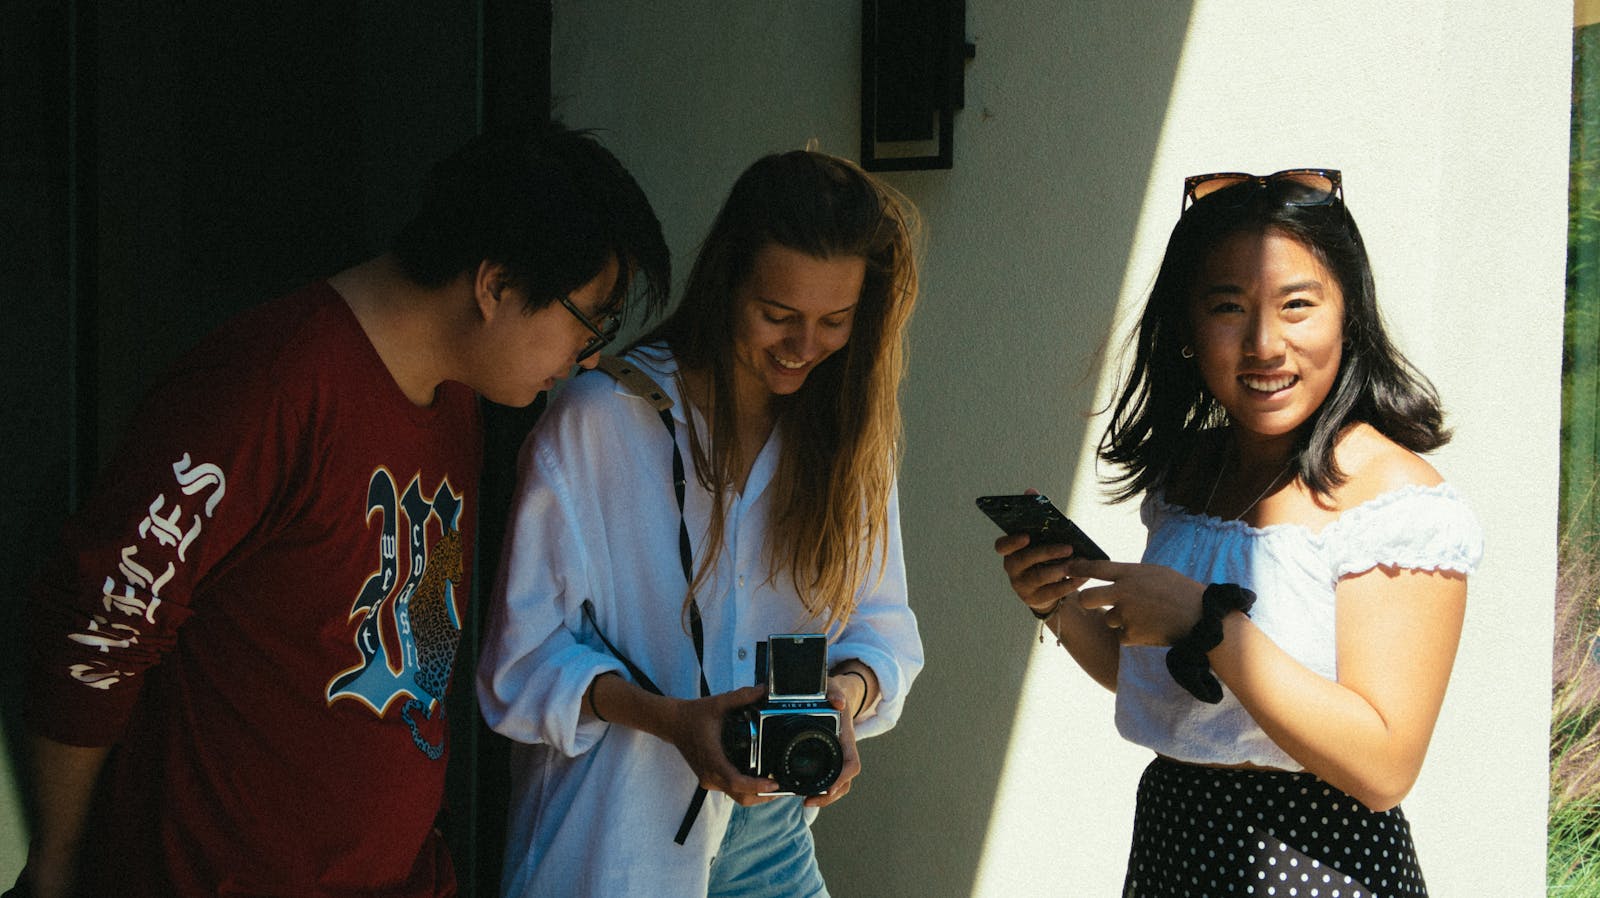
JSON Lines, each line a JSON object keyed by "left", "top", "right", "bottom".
{"left": 326, "top": 467, "right": 465, "bottom": 759}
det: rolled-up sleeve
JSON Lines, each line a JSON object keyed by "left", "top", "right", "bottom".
{"left": 828, "top": 483, "right": 922, "bottom": 739}
{"left": 476, "top": 428, "right": 625, "bottom": 757}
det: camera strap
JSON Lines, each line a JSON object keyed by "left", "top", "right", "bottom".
{"left": 580, "top": 600, "right": 662, "bottom": 695}
{"left": 593, "top": 355, "right": 714, "bottom": 845}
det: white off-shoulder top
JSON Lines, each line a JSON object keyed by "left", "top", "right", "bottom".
{"left": 1114, "top": 483, "right": 1485, "bottom": 769}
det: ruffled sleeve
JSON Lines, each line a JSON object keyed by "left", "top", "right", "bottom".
{"left": 1326, "top": 483, "right": 1484, "bottom": 579}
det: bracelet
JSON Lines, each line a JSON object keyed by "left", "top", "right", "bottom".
{"left": 834, "top": 669, "right": 870, "bottom": 718}
{"left": 586, "top": 673, "right": 613, "bottom": 723}
{"left": 1165, "top": 582, "right": 1256, "bottom": 704}
{"left": 1031, "top": 596, "right": 1068, "bottom": 644}
{"left": 1030, "top": 596, "right": 1066, "bottom": 621}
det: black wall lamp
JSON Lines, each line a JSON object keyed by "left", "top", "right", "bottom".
{"left": 860, "top": 0, "right": 975, "bottom": 171}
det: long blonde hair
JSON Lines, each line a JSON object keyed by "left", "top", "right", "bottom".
{"left": 635, "top": 150, "right": 920, "bottom": 631}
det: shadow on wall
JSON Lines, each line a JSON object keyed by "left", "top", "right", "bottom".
{"left": 806, "top": 3, "right": 1195, "bottom": 896}
{"left": 0, "top": 2, "right": 479, "bottom": 881}
{"left": 0, "top": 2, "right": 77, "bottom": 873}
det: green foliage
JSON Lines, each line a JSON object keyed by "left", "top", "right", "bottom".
{"left": 1565, "top": 23, "right": 1600, "bottom": 548}
{"left": 1551, "top": 526, "right": 1600, "bottom": 893}
{"left": 1553, "top": 23, "right": 1600, "bottom": 894}
{"left": 1551, "top": 795, "right": 1600, "bottom": 895}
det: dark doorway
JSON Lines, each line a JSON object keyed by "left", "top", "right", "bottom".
{"left": 3, "top": 4, "right": 549, "bottom": 894}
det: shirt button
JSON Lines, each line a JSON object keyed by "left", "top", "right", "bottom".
{"left": 737, "top": 647, "right": 748, "bottom": 660}
{"left": 738, "top": 575, "right": 746, "bottom": 588}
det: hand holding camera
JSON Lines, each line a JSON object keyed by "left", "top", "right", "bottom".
{"left": 805, "top": 672, "right": 865, "bottom": 808}
{"left": 622, "top": 634, "right": 864, "bottom": 808}
{"left": 720, "top": 635, "right": 845, "bottom": 796}
{"left": 658, "top": 684, "right": 782, "bottom": 806}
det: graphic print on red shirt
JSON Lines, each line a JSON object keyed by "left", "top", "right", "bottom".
{"left": 328, "top": 467, "right": 467, "bottom": 760}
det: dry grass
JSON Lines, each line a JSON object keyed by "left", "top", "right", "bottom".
{"left": 1550, "top": 523, "right": 1600, "bottom": 893}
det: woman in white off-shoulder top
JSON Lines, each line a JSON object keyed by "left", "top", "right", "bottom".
{"left": 998, "top": 170, "right": 1482, "bottom": 897}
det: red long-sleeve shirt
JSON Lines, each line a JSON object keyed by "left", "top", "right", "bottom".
{"left": 26, "top": 282, "right": 481, "bottom": 897}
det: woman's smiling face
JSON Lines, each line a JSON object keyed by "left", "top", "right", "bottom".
{"left": 1186, "top": 228, "right": 1346, "bottom": 445}
{"left": 730, "top": 242, "right": 865, "bottom": 408}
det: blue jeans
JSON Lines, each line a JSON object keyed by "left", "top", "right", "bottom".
{"left": 706, "top": 798, "right": 829, "bottom": 898}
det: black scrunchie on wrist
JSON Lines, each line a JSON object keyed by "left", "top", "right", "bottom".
{"left": 1165, "top": 582, "right": 1256, "bottom": 704}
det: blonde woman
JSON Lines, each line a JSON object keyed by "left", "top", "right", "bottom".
{"left": 479, "top": 150, "right": 923, "bottom": 897}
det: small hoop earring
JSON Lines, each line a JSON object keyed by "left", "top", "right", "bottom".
{"left": 1180, "top": 345, "right": 1195, "bottom": 359}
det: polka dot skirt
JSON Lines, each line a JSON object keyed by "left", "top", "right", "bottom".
{"left": 1123, "top": 757, "right": 1428, "bottom": 897}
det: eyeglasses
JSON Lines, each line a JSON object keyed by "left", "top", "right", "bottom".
{"left": 1181, "top": 168, "right": 1342, "bottom": 213}
{"left": 559, "top": 294, "right": 623, "bottom": 362}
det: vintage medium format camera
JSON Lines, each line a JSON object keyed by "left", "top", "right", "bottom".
{"left": 720, "top": 634, "right": 843, "bottom": 796}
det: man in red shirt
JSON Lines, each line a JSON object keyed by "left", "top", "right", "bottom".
{"left": 15, "top": 123, "right": 669, "bottom": 898}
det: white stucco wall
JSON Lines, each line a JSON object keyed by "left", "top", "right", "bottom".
{"left": 553, "top": 2, "right": 1569, "bottom": 895}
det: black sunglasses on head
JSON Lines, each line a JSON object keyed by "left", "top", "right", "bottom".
{"left": 1181, "top": 168, "right": 1343, "bottom": 213}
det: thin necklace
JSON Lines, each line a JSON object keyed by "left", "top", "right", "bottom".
{"left": 1204, "top": 451, "right": 1295, "bottom": 522}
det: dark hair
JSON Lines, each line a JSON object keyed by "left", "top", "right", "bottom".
{"left": 1099, "top": 178, "right": 1449, "bottom": 502}
{"left": 392, "top": 122, "right": 669, "bottom": 321}
{"left": 635, "top": 150, "right": 920, "bottom": 628}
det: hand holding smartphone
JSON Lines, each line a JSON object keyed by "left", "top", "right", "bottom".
{"left": 975, "top": 493, "right": 1109, "bottom": 562}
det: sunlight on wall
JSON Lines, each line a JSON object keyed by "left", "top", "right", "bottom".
{"left": 554, "top": 1, "right": 1566, "bottom": 894}
{"left": 968, "top": 102, "right": 1167, "bottom": 898}
{"left": 973, "top": 2, "right": 1566, "bottom": 895}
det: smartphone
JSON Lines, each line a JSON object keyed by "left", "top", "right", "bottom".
{"left": 975, "top": 494, "right": 1109, "bottom": 561}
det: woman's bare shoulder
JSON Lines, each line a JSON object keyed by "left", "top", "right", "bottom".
{"left": 1331, "top": 423, "right": 1443, "bottom": 509}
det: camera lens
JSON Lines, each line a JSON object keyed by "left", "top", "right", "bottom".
{"left": 770, "top": 719, "right": 842, "bottom": 794}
